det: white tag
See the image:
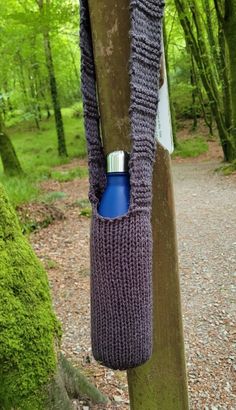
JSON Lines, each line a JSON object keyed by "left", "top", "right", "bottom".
{"left": 155, "top": 36, "right": 174, "bottom": 154}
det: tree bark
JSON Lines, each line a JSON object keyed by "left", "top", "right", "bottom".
{"left": 88, "top": 0, "right": 189, "bottom": 408}
{"left": 223, "top": 0, "right": 236, "bottom": 160}
{"left": 16, "top": 52, "right": 30, "bottom": 111}
{"left": 174, "top": 0, "right": 235, "bottom": 161}
{"left": 163, "top": 20, "right": 177, "bottom": 147}
{"left": 37, "top": 0, "right": 68, "bottom": 157}
{"left": 0, "top": 114, "right": 23, "bottom": 176}
{"left": 190, "top": 60, "right": 198, "bottom": 131}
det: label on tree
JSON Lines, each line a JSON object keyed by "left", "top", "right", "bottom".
{"left": 155, "top": 37, "right": 174, "bottom": 154}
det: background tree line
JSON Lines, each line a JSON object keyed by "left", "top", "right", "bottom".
{"left": 0, "top": 0, "right": 81, "bottom": 168}
{"left": 166, "top": 0, "right": 236, "bottom": 162}
{"left": 1, "top": 0, "right": 236, "bottom": 181}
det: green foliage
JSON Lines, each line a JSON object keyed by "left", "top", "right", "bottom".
{"left": 0, "top": 108, "right": 86, "bottom": 206}
{"left": 0, "top": 0, "right": 81, "bottom": 119}
{"left": 0, "top": 176, "right": 40, "bottom": 208}
{"left": 51, "top": 167, "right": 88, "bottom": 182}
{"left": 76, "top": 199, "right": 92, "bottom": 218}
{"left": 0, "top": 184, "right": 61, "bottom": 409}
{"left": 8, "top": 109, "right": 86, "bottom": 173}
{"left": 42, "top": 191, "right": 67, "bottom": 203}
{"left": 44, "top": 257, "right": 58, "bottom": 270}
{"left": 79, "top": 207, "right": 92, "bottom": 218}
{"left": 20, "top": 213, "right": 56, "bottom": 236}
{"left": 216, "top": 160, "right": 236, "bottom": 176}
{"left": 172, "top": 83, "right": 195, "bottom": 119}
{"left": 172, "top": 137, "right": 208, "bottom": 158}
{"left": 71, "top": 102, "right": 84, "bottom": 119}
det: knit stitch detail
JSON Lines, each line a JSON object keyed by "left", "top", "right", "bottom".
{"left": 80, "top": 0, "right": 164, "bottom": 369}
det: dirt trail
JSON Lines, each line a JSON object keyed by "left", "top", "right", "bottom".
{"left": 31, "top": 159, "right": 236, "bottom": 409}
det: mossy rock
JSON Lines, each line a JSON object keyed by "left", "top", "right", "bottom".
{"left": 0, "top": 184, "right": 61, "bottom": 409}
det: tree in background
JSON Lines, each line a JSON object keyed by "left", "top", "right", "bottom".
{"left": 0, "top": 0, "right": 81, "bottom": 159}
{"left": 215, "top": 0, "right": 236, "bottom": 159}
{"left": 0, "top": 112, "right": 23, "bottom": 176}
{"left": 37, "top": 0, "right": 67, "bottom": 157}
{"left": 170, "top": 0, "right": 236, "bottom": 161}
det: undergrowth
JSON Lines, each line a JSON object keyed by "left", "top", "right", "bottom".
{"left": 75, "top": 199, "right": 92, "bottom": 218}
{"left": 0, "top": 107, "right": 87, "bottom": 207}
{"left": 51, "top": 167, "right": 88, "bottom": 182}
{"left": 172, "top": 136, "right": 208, "bottom": 158}
{"left": 215, "top": 160, "right": 236, "bottom": 176}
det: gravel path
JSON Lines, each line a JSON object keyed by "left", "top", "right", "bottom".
{"left": 31, "top": 159, "right": 236, "bottom": 409}
{"left": 173, "top": 161, "right": 236, "bottom": 409}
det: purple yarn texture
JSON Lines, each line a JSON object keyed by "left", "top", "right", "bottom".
{"left": 80, "top": 0, "right": 164, "bottom": 370}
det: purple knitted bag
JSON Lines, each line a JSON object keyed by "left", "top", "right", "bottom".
{"left": 80, "top": 0, "right": 164, "bottom": 370}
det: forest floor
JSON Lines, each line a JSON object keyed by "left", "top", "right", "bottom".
{"left": 28, "top": 141, "right": 236, "bottom": 410}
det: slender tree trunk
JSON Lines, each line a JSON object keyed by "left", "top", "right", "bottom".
{"left": 37, "top": 74, "right": 51, "bottom": 119}
{"left": 4, "top": 82, "right": 14, "bottom": 115}
{"left": 190, "top": 63, "right": 198, "bottom": 131}
{"left": 28, "top": 70, "right": 41, "bottom": 130}
{"left": 68, "top": 44, "right": 81, "bottom": 98}
{"left": 218, "top": 27, "right": 232, "bottom": 131}
{"left": 88, "top": 1, "right": 189, "bottom": 408}
{"left": 163, "top": 20, "right": 177, "bottom": 147}
{"left": 44, "top": 34, "right": 67, "bottom": 156}
{"left": 17, "top": 52, "right": 30, "bottom": 111}
{"left": 192, "top": 60, "right": 214, "bottom": 136}
{"left": 205, "top": 0, "right": 221, "bottom": 82}
{"left": 0, "top": 114, "right": 23, "bottom": 176}
{"left": 37, "top": 0, "right": 68, "bottom": 157}
{"left": 0, "top": 94, "right": 7, "bottom": 119}
{"left": 174, "top": 0, "right": 234, "bottom": 161}
{"left": 223, "top": 0, "right": 236, "bottom": 160}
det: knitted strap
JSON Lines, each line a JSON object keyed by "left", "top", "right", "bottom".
{"left": 80, "top": 0, "right": 106, "bottom": 204}
{"left": 80, "top": 0, "right": 164, "bottom": 209}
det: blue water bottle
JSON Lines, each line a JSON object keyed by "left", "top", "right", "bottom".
{"left": 98, "top": 151, "right": 130, "bottom": 218}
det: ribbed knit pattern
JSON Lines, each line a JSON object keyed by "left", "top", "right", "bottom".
{"left": 80, "top": 0, "right": 164, "bottom": 370}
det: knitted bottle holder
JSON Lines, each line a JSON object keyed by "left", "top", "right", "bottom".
{"left": 80, "top": 0, "right": 164, "bottom": 370}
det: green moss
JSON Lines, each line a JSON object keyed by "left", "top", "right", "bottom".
{"left": 0, "top": 184, "right": 61, "bottom": 409}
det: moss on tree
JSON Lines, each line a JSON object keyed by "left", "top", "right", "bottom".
{"left": 0, "top": 183, "right": 60, "bottom": 408}
{"left": 0, "top": 131, "right": 24, "bottom": 177}
{"left": 0, "top": 113, "right": 23, "bottom": 177}
{"left": 0, "top": 184, "right": 108, "bottom": 409}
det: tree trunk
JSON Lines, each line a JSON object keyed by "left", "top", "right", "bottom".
{"left": 29, "top": 42, "right": 43, "bottom": 127}
{"left": 174, "top": 0, "right": 235, "bottom": 161}
{"left": 17, "top": 52, "right": 30, "bottom": 111}
{"left": 224, "top": 0, "right": 236, "bottom": 160}
{"left": 43, "top": 33, "right": 67, "bottom": 156}
{"left": 0, "top": 184, "right": 107, "bottom": 409}
{"left": 88, "top": 0, "right": 189, "bottom": 408}
{"left": 37, "top": 0, "right": 68, "bottom": 157}
{"left": 3, "top": 82, "right": 14, "bottom": 116}
{"left": 28, "top": 69, "right": 41, "bottom": 130}
{"left": 163, "top": 20, "right": 177, "bottom": 147}
{"left": 0, "top": 114, "right": 23, "bottom": 176}
{"left": 190, "top": 61, "right": 198, "bottom": 131}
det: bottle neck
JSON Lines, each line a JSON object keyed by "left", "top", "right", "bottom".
{"left": 106, "top": 172, "right": 130, "bottom": 185}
